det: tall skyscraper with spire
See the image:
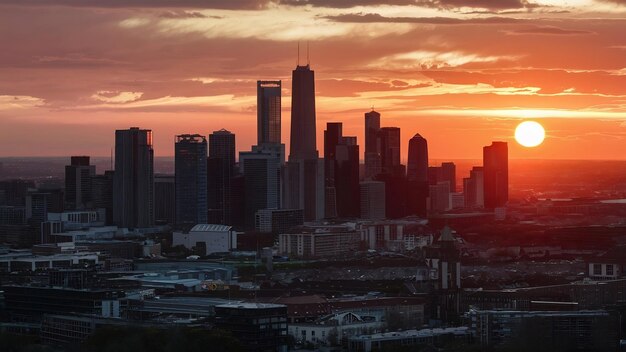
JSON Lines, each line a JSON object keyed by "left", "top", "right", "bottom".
{"left": 289, "top": 65, "right": 318, "bottom": 161}
{"left": 283, "top": 62, "right": 324, "bottom": 221}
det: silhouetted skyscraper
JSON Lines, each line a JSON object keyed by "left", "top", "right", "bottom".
{"left": 92, "top": 170, "right": 114, "bottom": 225}
{"left": 463, "top": 166, "right": 484, "bottom": 208}
{"left": 289, "top": 65, "right": 317, "bottom": 161}
{"left": 257, "top": 80, "right": 282, "bottom": 145}
{"left": 379, "top": 127, "right": 401, "bottom": 175}
{"left": 113, "top": 127, "right": 154, "bottom": 229}
{"left": 154, "top": 174, "right": 175, "bottom": 225}
{"left": 284, "top": 64, "right": 323, "bottom": 221}
{"left": 360, "top": 181, "right": 385, "bottom": 220}
{"left": 175, "top": 134, "right": 208, "bottom": 229}
{"left": 335, "top": 136, "right": 360, "bottom": 218}
{"left": 407, "top": 134, "right": 428, "bottom": 182}
{"left": 65, "top": 156, "right": 95, "bottom": 210}
{"left": 240, "top": 150, "right": 280, "bottom": 228}
{"left": 407, "top": 134, "right": 429, "bottom": 217}
{"left": 323, "top": 122, "right": 342, "bottom": 218}
{"left": 208, "top": 129, "right": 236, "bottom": 225}
{"left": 483, "top": 141, "right": 508, "bottom": 208}
{"left": 364, "top": 110, "right": 381, "bottom": 178}
{"left": 440, "top": 162, "right": 456, "bottom": 193}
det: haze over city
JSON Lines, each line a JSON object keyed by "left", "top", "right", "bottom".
{"left": 1, "top": 2, "right": 626, "bottom": 352}
{"left": 1, "top": 0, "right": 626, "bottom": 159}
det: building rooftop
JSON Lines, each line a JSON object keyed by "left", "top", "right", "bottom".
{"left": 351, "top": 327, "right": 469, "bottom": 341}
{"left": 190, "top": 224, "right": 232, "bottom": 232}
{"left": 216, "top": 302, "right": 286, "bottom": 309}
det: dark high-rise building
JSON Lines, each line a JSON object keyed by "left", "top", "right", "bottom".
{"left": 439, "top": 162, "right": 456, "bottom": 193}
{"left": 364, "top": 110, "right": 381, "bottom": 179}
{"left": 289, "top": 65, "right": 317, "bottom": 161}
{"left": 284, "top": 64, "right": 323, "bottom": 221}
{"left": 64, "top": 156, "right": 95, "bottom": 210}
{"left": 175, "top": 134, "right": 208, "bottom": 229}
{"left": 257, "top": 80, "right": 281, "bottom": 145}
{"left": 463, "top": 166, "right": 484, "bottom": 208}
{"left": 154, "top": 174, "right": 175, "bottom": 225}
{"left": 323, "top": 122, "right": 343, "bottom": 218}
{"left": 324, "top": 122, "right": 342, "bottom": 183}
{"left": 335, "top": 136, "right": 360, "bottom": 218}
{"left": 407, "top": 134, "right": 428, "bottom": 182}
{"left": 208, "top": 129, "right": 236, "bottom": 225}
{"left": 375, "top": 168, "right": 408, "bottom": 219}
{"left": 407, "top": 134, "right": 429, "bottom": 217}
{"left": 483, "top": 141, "right": 508, "bottom": 208}
{"left": 379, "top": 127, "right": 401, "bottom": 175}
{"left": 214, "top": 303, "right": 288, "bottom": 352}
{"left": 239, "top": 150, "right": 280, "bottom": 229}
{"left": 91, "top": 170, "right": 114, "bottom": 225}
{"left": 0, "top": 180, "right": 36, "bottom": 206}
{"left": 113, "top": 127, "right": 154, "bottom": 229}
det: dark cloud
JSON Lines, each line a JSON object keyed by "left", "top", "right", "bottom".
{"left": 422, "top": 0, "right": 537, "bottom": 10}
{"left": 0, "top": 0, "right": 269, "bottom": 9}
{"left": 159, "top": 11, "right": 211, "bottom": 19}
{"left": 3, "top": 0, "right": 541, "bottom": 11}
{"left": 596, "top": 0, "right": 626, "bottom": 4}
{"left": 278, "top": 0, "right": 418, "bottom": 8}
{"left": 506, "top": 26, "right": 595, "bottom": 35}
{"left": 325, "top": 13, "right": 524, "bottom": 24}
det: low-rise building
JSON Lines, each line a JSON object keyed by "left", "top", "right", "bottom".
{"left": 348, "top": 327, "right": 470, "bottom": 352}
{"left": 172, "top": 224, "right": 237, "bottom": 256}
{"left": 278, "top": 229, "right": 360, "bottom": 258}
{"left": 214, "top": 302, "right": 288, "bottom": 352}
{"left": 255, "top": 208, "right": 303, "bottom": 234}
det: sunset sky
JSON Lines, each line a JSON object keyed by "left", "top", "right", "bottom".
{"left": 1, "top": 0, "right": 626, "bottom": 160}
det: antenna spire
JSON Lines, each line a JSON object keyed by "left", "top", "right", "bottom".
{"left": 307, "top": 41, "right": 310, "bottom": 66}
{"left": 297, "top": 42, "right": 300, "bottom": 66}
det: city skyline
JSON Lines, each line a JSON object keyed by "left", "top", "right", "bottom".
{"left": 1, "top": 1, "right": 625, "bottom": 160}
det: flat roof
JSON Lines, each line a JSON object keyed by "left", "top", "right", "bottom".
{"left": 190, "top": 224, "right": 232, "bottom": 232}
{"left": 216, "top": 302, "right": 286, "bottom": 309}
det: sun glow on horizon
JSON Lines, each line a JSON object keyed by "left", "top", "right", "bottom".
{"left": 515, "top": 121, "right": 546, "bottom": 147}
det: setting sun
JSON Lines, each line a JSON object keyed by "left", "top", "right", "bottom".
{"left": 515, "top": 121, "right": 545, "bottom": 148}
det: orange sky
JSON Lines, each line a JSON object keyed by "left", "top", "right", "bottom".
{"left": 1, "top": 0, "right": 625, "bottom": 160}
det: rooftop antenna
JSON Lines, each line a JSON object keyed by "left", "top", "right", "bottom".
{"left": 297, "top": 41, "right": 300, "bottom": 66}
{"left": 307, "top": 41, "right": 310, "bottom": 66}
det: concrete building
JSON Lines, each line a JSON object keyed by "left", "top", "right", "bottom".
{"left": 172, "top": 224, "right": 237, "bottom": 256}
{"left": 279, "top": 229, "right": 361, "bottom": 258}
{"left": 429, "top": 181, "right": 451, "bottom": 213}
